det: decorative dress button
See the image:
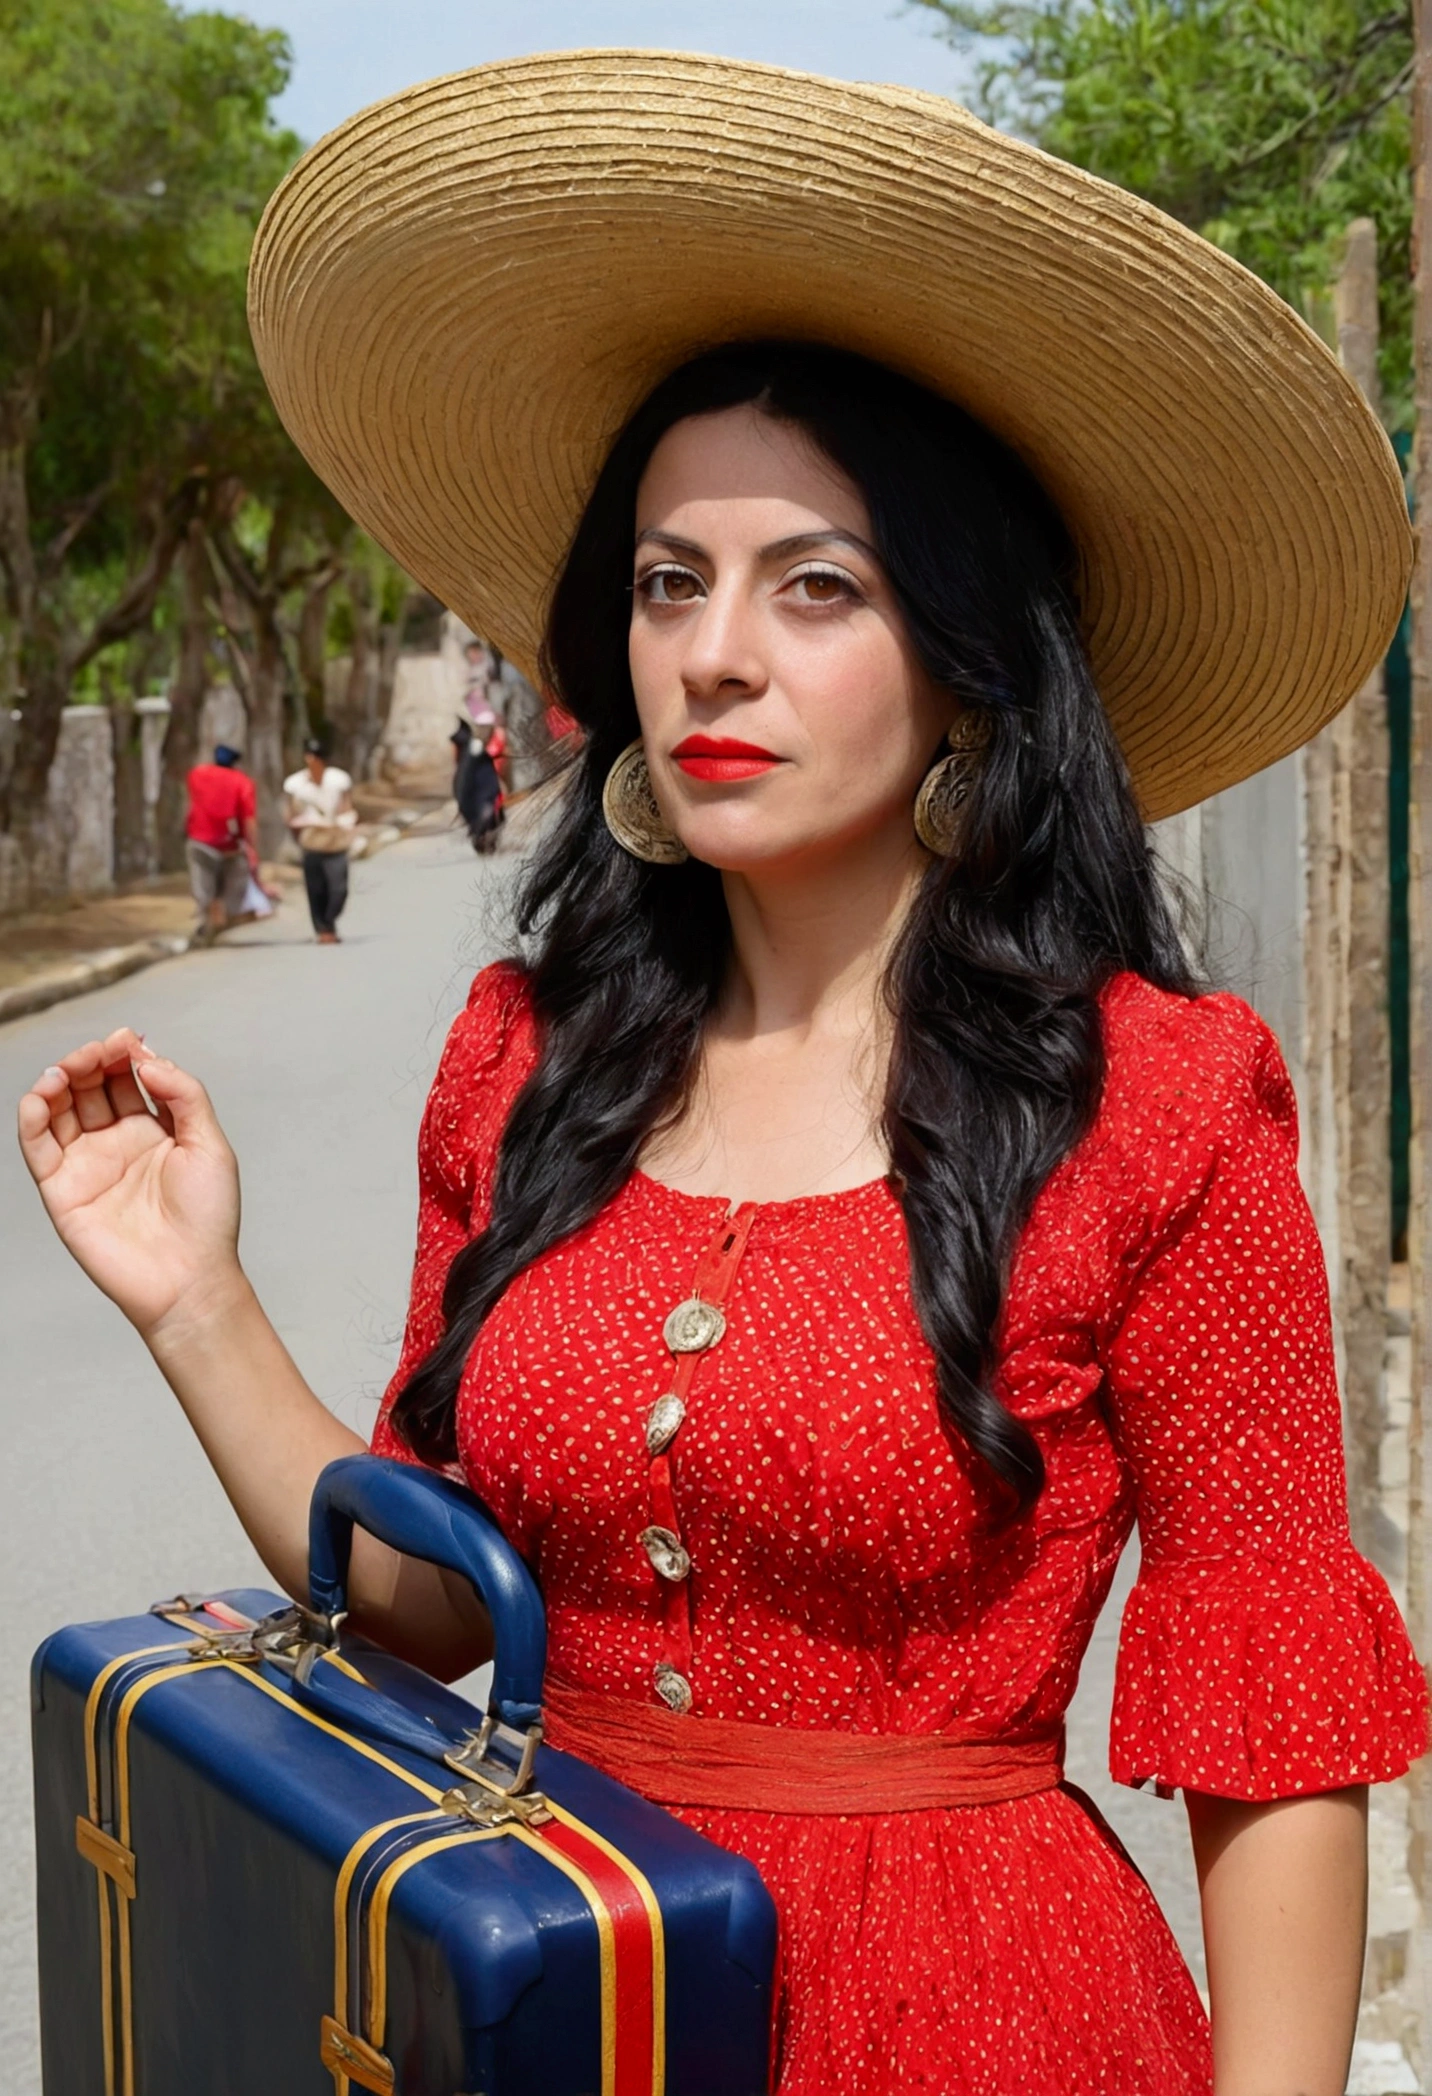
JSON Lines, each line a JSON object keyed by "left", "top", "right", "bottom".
{"left": 644, "top": 1393, "right": 687, "bottom": 1455}
{"left": 663, "top": 1298, "right": 726, "bottom": 1353}
{"left": 654, "top": 1663, "right": 693, "bottom": 1714}
{"left": 640, "top": 1525, "right": 692, "bottom": 1582}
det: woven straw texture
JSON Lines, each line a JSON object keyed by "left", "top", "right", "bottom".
{"left": 249, "top": 50, "right": 1412, "bottom": 820}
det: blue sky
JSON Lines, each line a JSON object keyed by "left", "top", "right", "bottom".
{"left": 257, "top": 0, "right": 979, "bottom": 145}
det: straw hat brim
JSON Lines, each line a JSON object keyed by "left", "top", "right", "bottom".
{"left": 249, "top": 50, "right": 1411, "bottom": 821}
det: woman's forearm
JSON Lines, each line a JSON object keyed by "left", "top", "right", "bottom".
{"left": 1187, "top": 1786, "right": 1368, "bottom": 2096}
{"left": 144, "top": 1272, "right": 491, "bottom": 1678}
{"left": 145, "top": 1269, "right": 364, "bottom": 1598}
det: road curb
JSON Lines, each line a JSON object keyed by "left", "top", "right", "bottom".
{"left": 0, "top": 935, "right": 194, "bottom": 1028}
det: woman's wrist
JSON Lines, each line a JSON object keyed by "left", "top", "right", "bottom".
{"left": 141, "top": 1262, "right": 259, "bottom": 1361}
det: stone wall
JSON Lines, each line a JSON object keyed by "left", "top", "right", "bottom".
{"left": 197, "top": 684, "right": 247, "bottom": 760}
{"left": 50, "top": 707, "right": 116, "bottom": 898}
{"left": 374, "top": 612, "right": 472, "bottom": 793}
{"left": 0, "top": 706, "right": 118, "bottom": 912}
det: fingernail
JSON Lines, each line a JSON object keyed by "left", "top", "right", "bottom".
{"left": 131, "top": 1057, "right": 159, "bottom": 1114}
{"left": 43, "top": 1066, "right": 64, "bottom": 1081}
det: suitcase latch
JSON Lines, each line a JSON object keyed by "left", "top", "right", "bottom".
{"left": 440, "top": 1780, "right": 553, "bottom": 1828}
{"left": 441, "top": 1713, "right": 551, "bottom": 1825}
{"left": 151, "top": 1597, "right": 343, "bottom": 1672}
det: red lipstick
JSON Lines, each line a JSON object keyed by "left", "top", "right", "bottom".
{"left": 671, "top": 734, "right": 783, "bottom": 781}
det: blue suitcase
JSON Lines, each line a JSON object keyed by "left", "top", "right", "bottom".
{"left": 32, "top": 1456, "right": 777, "bottom": 2095}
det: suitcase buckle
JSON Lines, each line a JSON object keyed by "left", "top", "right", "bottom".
{"left": 440, "top": 1781, "right": 553, "bottom": 1828}
{"left": 174, "top": 1601, "right": 342, "bottom": 1671}
{"left": 442, "top": 1711, "right": 549, "bottom": 1824}
{"left": 251, "top": 1603, "right": 346, "bottom": 1679}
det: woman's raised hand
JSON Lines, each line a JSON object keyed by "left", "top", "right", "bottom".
{"left": 17, "top": 1027, "right": 243, "bottom": 1341}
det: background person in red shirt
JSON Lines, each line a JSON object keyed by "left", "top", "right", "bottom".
{"left": 185, "top": 745, "right": 258, "bottom": 944}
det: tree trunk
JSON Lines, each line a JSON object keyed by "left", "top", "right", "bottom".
{"left": 159, "top": 520, "right": 211, "bottom": 873}
{"left": 245, "top": 599, "right": 289, "bottom": 858}
{"left": 0, "top": 376, "right": 40, "bottom": 734}
{"left": 368, "top": 589, "right": 421, "bottom": 785}
{"left": 331, "top": 564, "right": 387, "bottom": 781}
{"left": 1404, "top": 0, "right": 1432, "bottom": 2066}
{"left": 297, "top": 574, "right": 332, "bottom": 748}
{"left": 109, "top": 681, "right": 148, "bottom": 885}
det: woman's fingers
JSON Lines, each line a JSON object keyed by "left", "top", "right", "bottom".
{"left": 71, "top": 1066, "right": 117, "bottom": 1132}
{"left": 96, "top": 1028, "right": 154, "bottom": 1121}
{"left": 102, "top": 1049, "right": 150, "bottom": 1121}
{"left": 38, "top": 1028, "right": 168, "bottom": 1132}
{"left": 18, "top": 1029, "right": 225, "bottom": 1182}
{"left": 16, "top": 1077, "right": 68, "bottom": 1183}
{"left": 24, "top": 1063, "right": 82, "bottom": 1150}
{"left": 56, "top": 1033, "right": 148, "bottom": 1132}
{"left": 132, "top": 1055, "right": 227, "bottom": 1157}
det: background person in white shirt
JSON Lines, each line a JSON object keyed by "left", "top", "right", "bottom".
{"left": 283, "top": 737, "right": 356, "bottom": 944}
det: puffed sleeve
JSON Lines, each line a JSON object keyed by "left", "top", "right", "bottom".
{"left": 371, "top": 962, "right": 536, "bottom": 1464}
{"left": 1105, "top": 992, "right": 1428, "bottom": 1800}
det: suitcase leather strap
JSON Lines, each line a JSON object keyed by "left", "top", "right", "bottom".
{"left": 77, "top": 1621, "right": 666, "bottom": 2096}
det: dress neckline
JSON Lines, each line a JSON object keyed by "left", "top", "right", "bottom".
{"left": 630, "top": 1166, "right": 898, "bottom": 1222}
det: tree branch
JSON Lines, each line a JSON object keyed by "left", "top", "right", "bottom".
{"left": 1227, "top": 40, "right": 1412, "bottom": 179}
{"left": 209, "top": 514, "right": 266, "bottom": 610}
{"left": 41, "top": 480, "right": 115, "bottom": 577}
{"left": 69, "top": 479, "right": 201, "bottom": 675}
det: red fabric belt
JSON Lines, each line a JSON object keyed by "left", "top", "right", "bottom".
{"left": 544, "top": 1681, "right": 1064, "bottom": 1814}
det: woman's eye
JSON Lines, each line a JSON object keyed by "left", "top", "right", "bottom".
{"left": 789, "top": 566, "right": 858, "bottom": 605}
{"left": 637, "top": 565, "right": 704, "bottom": 604}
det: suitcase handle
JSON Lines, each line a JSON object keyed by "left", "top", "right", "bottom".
{"left": 308, "top": 1455, "right": 546, "bottom": 1727}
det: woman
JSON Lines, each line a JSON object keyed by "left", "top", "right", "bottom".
{"left": 450, "top": 712, "right": 506, "bottom": 853}
{"left": 18, "top": 55, "right": 1428, "bottom": 2096}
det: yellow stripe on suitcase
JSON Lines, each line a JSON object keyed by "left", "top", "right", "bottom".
{"left": 77, "top": 1636, "right": 664, "bottom": 2096}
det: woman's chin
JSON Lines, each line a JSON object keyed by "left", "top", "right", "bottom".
{"left": 675, "top": 813, "right": 892, "bottom": 877}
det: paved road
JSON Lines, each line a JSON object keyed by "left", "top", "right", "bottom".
{"left": 0, "top": 828, "right": 1201, "bottom": 2090}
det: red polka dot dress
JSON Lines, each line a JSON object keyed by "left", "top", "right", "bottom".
{"left": 373, "top": 964, "right": 1428, "bottom": 2095}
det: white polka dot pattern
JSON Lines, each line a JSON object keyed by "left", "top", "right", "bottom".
{"left": 372, "top": 963, "right": 1427, "bottom": 2094}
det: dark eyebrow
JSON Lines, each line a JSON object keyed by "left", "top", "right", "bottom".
{"left": 757, "top": 530, "right": 880, "bottom": 564}
{"left": 634, "top": 529, "right": 707, "bottom": 558}
{"left": 632, "top": 527, "right": 879, "bottom": 563}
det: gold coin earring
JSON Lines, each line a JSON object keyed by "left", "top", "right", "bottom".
{"left": 913, "top": 711, "right": 993, "bottom": 856}
{"left": 601, "top": 738, "right": 689, "bottom": 865}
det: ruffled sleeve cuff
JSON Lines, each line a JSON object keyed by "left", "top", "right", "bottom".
{"left": 1110, "top": 1539, "right": 1429, "bottom": 1800}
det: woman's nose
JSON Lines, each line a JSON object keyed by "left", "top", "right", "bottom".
{"left": 678, "top": 581, "right": 767, "bottom": 703}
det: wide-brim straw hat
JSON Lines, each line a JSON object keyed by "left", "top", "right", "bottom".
{"left": 249, "top": 50, "right": 1410, "bottom": 821}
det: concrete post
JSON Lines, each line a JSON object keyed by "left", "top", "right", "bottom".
{"left": 136, "top": 696, "right": 171, "bottom": 879}
{"left": 44, "top": 708, "right": 114, "bottom": 898}
{"left": 1329, "top": 220, "right": 1396, "bottom": 1571}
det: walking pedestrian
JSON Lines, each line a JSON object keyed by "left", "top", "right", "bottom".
{"left": 21, "top": 56, "right": 1430, "bottom": 2096}
{"left": 183, "top": 743, "right": 257, "bottom": 944}
{"left": 449, "top": 717, "right": 504, "bottom": 853}
{"left": 283, "top": 737, "right": 356, "bottom": 943}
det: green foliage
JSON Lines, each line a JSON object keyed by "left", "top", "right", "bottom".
{"left": 324, "top": 533, "right": 411, "bottom": 656}
{"left": 1, "top": 0, "right": 302, "bottom": 568}
{"left": 914, "top": 0, "right": 1414, "bottom": 425}
{"left": 0, "top": 0, "right": 427, "bottom": 858}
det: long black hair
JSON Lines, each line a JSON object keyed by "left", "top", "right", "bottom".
{"left": 392, "top": 342, "right": 1197, "bottom": 1507}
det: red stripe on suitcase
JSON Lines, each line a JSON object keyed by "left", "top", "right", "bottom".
{"left": 528, "top": 1810, "right": 666, "bottom": 2096}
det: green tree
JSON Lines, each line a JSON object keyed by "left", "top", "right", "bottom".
{"left": 0, "top": 0, "right": 299, "bottom": 896}
{"left": 913, "top": 0, "right": 1413, "bottom": 421}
